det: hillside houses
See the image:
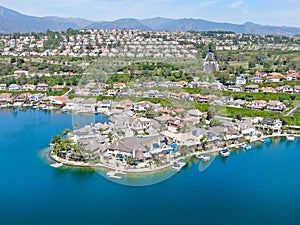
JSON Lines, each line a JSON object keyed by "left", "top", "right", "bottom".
{"left": 2, "top": 29, "right": 300, "bottom": 60}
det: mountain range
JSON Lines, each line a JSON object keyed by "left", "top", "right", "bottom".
{"left": 1, "top": 5, "right": 300, "bottom": 36}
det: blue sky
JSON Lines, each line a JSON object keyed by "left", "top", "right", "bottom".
{"left": 1, "top": 0, "right": 300, "bottom": 27}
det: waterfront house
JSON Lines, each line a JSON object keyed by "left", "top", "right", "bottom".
{"left": 224, "top": 127, "right": 241, "bottom": 141}
{"left": 261, "top": 118, "right": 282, "bottom": 133}
{"left": 16, "top": 93, "right": 32, "bottom": 103}
{"left": 0, "top": 93, "right": 14, "bottom": 105}
{"left": 99, "top": 100, "right": 113, "bottom": 110}
{"left": 30, "top": 93, "right": 46, "bottom": 102}
{"left": 113, "top": 99, "right": 132, "bottom": 111}
{"left": 207, "top": 126, "right": 224, "bottom": 143}
{"left": 82, "top": 98, "right": 97, "bottom": 111}
{"left": 253, "top": 117, "right": 282, "bottom": 133}
{"left": 241, "top": 128, "right": 256, "bottom": 136}
{"left": 192, "top": 128, "right": 209, "bottom": 139}
{"left": 108, "top": 138, "right": 151, "bottom": 162}
{"left": 107, "top": 141, "right": 134, "bottom": 158}
{"left": 161, "top": 130, "right": 200, "bottom": 147}
{"left": 51, "top": 96, "right": 68, "bottom": 105}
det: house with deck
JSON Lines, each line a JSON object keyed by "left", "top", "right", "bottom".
{"left": 261, "top": 87, "right": 277, "bottom": 93}
{"left": 22, "top": 84, "right": 36, "bottom": 91}
{"left": 266, "top": 100, "right": 286, "bottom": 112}
{"left": 244, "top": 84, "right": 259, "bottom": 92}
{"left": 36, "top": 83, "right": 49, "bottom": 91}
{"left": 0, "top": 93, "right": 14, "bottom": 106}
{"left": 249, "top": 76, "right": 264, "bottom": 83}
{"left": 294, "top": 86, "right": 300, "bottom": 93}
{"left": 255, "top": 118, "right": 282, "bottom": 133}
{"left": 0, "top": 84, "right": 7, "bottom": 90}
{"left": 8, "top": 84, "right": 21, "bottom": 91}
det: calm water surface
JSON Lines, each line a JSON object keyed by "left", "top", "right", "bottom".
{"left": 1, "top": 109, "right": 300, "bottom": 225}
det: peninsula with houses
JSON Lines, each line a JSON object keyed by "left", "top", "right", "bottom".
{"left": 0, "top": 28, "right": 299, "bottom": 177}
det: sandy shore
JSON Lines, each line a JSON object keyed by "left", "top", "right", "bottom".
{"left": 49, "top": 133, "right": 299, "bottom": 174}
{"left": 49, "top": 150, "right": 175, "bottom": 173}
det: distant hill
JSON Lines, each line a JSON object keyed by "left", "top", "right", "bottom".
{"left": 85, "top": 18, "right": 152, "bottom": 31}
{"left": 0, "top": 6, "right": 93, "bottom": 33}
{"left": 86, "top": 18, "right": 300, "bottom": 36}
{"left": 1, "top": 5, "right": 300, "bottom": 36}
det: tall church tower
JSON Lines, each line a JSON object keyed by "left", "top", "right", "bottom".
{"left": 203, "top": 50, "right": 219, "bottom": 73}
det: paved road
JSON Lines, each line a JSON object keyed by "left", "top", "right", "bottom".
{"left": 286, "top": 104, "right": 300, "bottom": 116}
{"left": 62, "top": 88, "right": 73, "bottom": 97}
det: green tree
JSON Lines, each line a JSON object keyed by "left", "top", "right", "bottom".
{"left": 206, "top": 105, "right": 216, "bottom": 120}
{"left": 248, "top": 61, "right": 256, "bottom": 69}
{"left": 236, "top": 113, "right": 242, "bottom": 121}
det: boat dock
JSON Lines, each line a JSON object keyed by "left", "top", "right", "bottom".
{"left": 172, "top": 161, "right": 186, "bottom": 171}
{"left": 107, "top": 170, "right": 126, "bottom": 179}
{"left": 50, "top": 162, "right": 64, "bottom": 168}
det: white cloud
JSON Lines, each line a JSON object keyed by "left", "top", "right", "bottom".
{"left": 229, "top": 0, "right": 244, "bottom": 8}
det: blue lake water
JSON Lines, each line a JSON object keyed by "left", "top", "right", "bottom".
{"left": 1, "top": 109, "right": 300, "bottom": 225}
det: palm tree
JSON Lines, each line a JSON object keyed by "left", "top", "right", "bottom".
{"left": 73, "top": 123, "right": 79, "bottom": 130}
{"left": 51, "top": 135, "right": 62, "bottom": 144}
{"left": 60, "top": 128, "right": 72, "bottom": 136}
{"left": 107, "top": 132, "right": 113, "bottom": 142}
